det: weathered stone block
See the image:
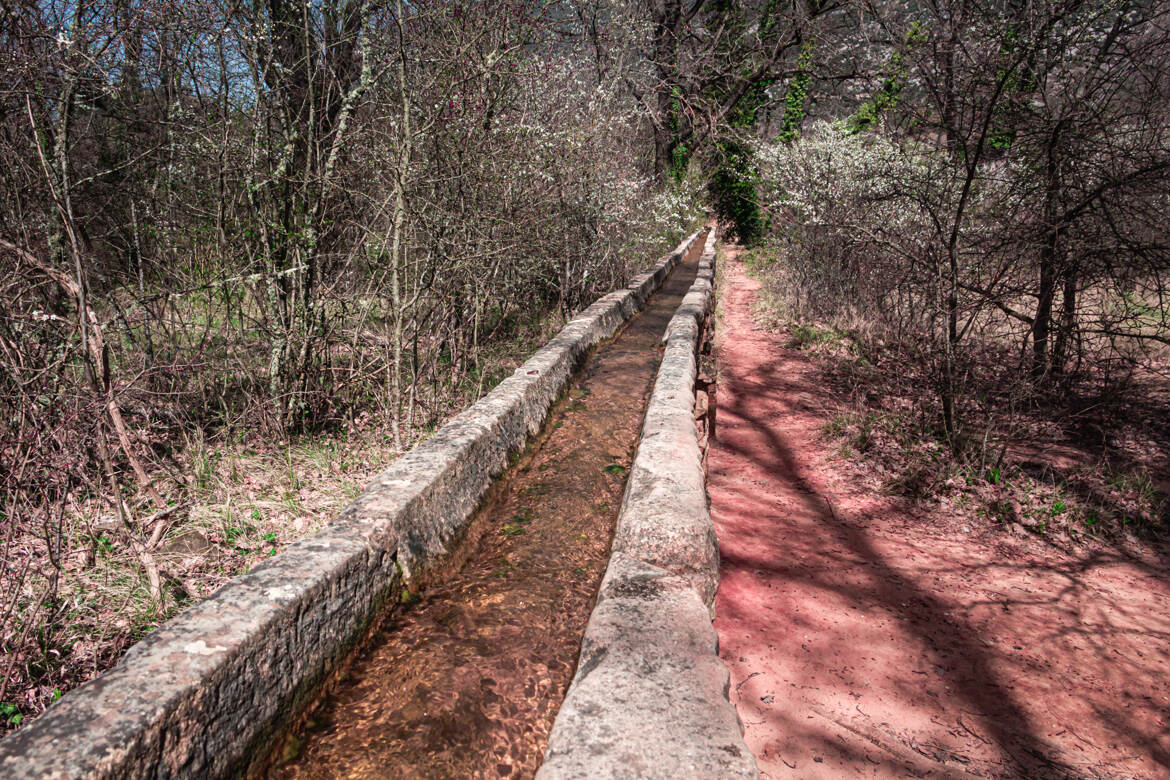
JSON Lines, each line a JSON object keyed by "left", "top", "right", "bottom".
{"left": 538, "top": 555, "right": 755, "bottom": 779}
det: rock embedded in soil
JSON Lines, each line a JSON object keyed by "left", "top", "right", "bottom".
{"left": 159, "top": 531, "right": 212, "bottom": 556}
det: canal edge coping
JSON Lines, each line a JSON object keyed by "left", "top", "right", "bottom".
{"left": 538, "top": 230, "right": 759, "bottom": 779}
{"left": 0, "top": 230, "right": 704, "bottom": 779}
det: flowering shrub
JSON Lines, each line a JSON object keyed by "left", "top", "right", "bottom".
{"left": 756, "top": 122, "right": 929, "bottom": 322}
{"left": 755, "top": 121, "right": 1013, "bottom": 339}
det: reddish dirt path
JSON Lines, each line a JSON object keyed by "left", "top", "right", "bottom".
{"left": 710, "top": 247, "right": 1170, "bottom": 779}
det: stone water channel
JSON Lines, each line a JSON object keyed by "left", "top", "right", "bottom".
{"left": 265, "top": 234, "right": 707, "bottom": 779}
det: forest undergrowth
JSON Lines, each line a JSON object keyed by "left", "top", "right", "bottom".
{"left": 744, "top": 247, "right": 1170, "bottom": 555}
{"left": 0, "top": 0, "right": 724, "bottom": 734}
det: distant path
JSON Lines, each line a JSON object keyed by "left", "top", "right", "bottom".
{"left": 709, "top": 246, "right": 1170, "bottom": 778}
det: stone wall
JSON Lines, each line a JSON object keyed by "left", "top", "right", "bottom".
{"left": 0, "top": 231, "right": 703, "bottom": 780}
{"left": 538, "top": 231, "right": 758, "bottom": 779}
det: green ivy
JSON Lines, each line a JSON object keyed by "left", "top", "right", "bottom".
{"left": 847, "top": 21, "right": 926, "bottom": 134}
{"left": 779, "top": 43, "right": 815, "bottom": 143}
{"left": 669, "top": 88, "right": 690, "bottom": 182}
{"left": 671, "top": 142, "right": 690, "bottom": 182}
{"left": 707, "top": 8, "right": 803, "bottom": 244}
{"left": 710, "top": 138, "right": 767, "bottom": 245}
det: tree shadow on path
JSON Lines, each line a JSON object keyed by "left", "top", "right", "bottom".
{"left": 713, "top": 352, "right": 1169, "bottom": 778}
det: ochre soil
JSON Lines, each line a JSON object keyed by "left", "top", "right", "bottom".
{"left": 268, "top": 239, "right": 704, "bottom": 779}
{"left": 710, "top": 247, "right": 1170, "bottom": 779}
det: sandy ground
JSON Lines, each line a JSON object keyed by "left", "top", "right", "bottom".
{"left": 709, "top": 247, "right": 1170, "bottom": 779}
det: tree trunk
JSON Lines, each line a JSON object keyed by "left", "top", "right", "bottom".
{"left": 1033, "top": 243, "right": 1056, "bottom": 379}
{"left": 651, "top": 0, "right": 682, "bottom": 181}
{"left": 1033, "top": 126, "right": 1063, "bottom": 381}
{"left": 1052, "top": 264, "right": 1078, "bottom": 377}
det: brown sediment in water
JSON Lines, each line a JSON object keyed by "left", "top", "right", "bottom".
{"left": 267, "top": 239, "right": 705, "bottom": 780}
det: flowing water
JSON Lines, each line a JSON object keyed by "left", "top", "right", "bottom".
{"left": 268, "top": 236, "right": 705, "bottom": 779}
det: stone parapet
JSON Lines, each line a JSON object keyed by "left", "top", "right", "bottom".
{"left": 538, "top": 231, "right": 757, "bottom": 779}
{"left": 0, "top": 231, "right": 703, "bottom": 780}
